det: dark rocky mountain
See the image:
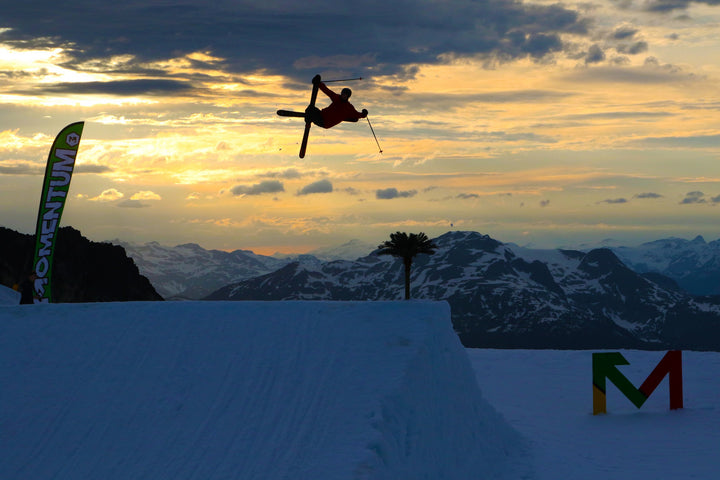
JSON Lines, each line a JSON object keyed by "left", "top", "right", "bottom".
{"left": 0, "top": 226, "right": 162, "bottom": 303}
{"left": 206, "top": 231, "right": 720, "bottom": 350}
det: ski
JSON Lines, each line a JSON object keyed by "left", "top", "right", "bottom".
{"left": 299, "top": 76, "right": 320, "bottom": 159}
{"left": 276, "top": 110, "right": 305, "bottom": 118}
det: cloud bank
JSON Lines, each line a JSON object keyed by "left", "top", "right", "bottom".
{"left": 0, "top": 0, "right": 589, "bottom": 81}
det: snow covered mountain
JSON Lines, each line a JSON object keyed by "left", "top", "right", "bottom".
{"left": 609, "top": 236, "right": 720, "bottom": 296}
{"left": 114, "top": 241, "right": 324, "bottom": 300}
{"left": 206, "top": 231, "right": 720, "bottom": 350}
{"left": 117, "top": 233, "right": 720, "bottom": 301}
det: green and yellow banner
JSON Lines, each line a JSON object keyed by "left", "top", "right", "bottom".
{"left": 32, "top": 122, "right": 84, "bottom": 303}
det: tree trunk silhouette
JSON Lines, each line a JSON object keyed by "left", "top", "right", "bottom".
{"left": 377, "top": 232, "right": 437, "bottom": 300}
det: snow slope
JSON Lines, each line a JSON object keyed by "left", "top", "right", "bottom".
{"left": 0, "top": 284, "right": 19, "bottom": 305}
{"left": 0, "top": 301, "right": 527, "bottom": 480}
{"left": 470, "top": 349, "right": 720, "bottom": 479}
{"left": 3, "top": 298, "right": 719, "bottom": 479}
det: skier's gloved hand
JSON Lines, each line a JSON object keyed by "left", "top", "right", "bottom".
{"left": 312, "top": 74, "right": 321, "bottom": 85}
{"left": 361, "top": 109, "right": 368, "bottom": 117}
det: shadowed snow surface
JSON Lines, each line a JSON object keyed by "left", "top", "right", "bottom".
{"left": 0, "top": 300, "right": 528, "bottom": 480}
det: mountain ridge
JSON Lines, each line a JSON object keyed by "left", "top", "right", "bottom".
{"left": 118, "top": 231, "right": 720, "bottom": 300}
{"left": 608, "top": 236, "right": 720, "bottom": 295}
{"left": 205, "top": 231, "right": 720, "bottom": 350}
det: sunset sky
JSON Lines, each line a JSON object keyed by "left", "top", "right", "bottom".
{"left": 2, "top": 0, "right": 720, "bottom": 254}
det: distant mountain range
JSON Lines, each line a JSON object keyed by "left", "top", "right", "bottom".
{"left": 119, "top": 232, "right": 720, "bottom": 300}
{"left": 114, "top": 240, "right": 373, "bottom": 300}
{"left": 7, "top": 224, "right": 720, "bottom": 349}
{"left": 608, "top": 236, "right": 720, "bottom": 296}
{"left": 114, "top": 231, "right": 720, "bottom": 350}
{"left": 201, "top": 232, "right": 720, "bottom": 350}
{"left": 278, "top": 239, "right": 377, "bottom": 262}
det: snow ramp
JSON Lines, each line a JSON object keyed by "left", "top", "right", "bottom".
{"left": 0, "top": 285, "right": 19, "bottom": 305}
{"left": 0, "top": 301, "right": 528, "bottom": 479}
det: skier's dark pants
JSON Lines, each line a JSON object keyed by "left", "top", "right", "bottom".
{"left": 305, "top": 106, "right": 324, "bottom": 128}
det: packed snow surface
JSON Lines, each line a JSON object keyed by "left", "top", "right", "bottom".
{"left": 0, "top": 284, "right": 19, "bottom": 305}
{"left": 2, "top": 293, "right": 719, "bottom": 479}
{"left": 470, "top": 349, "right": 720, "bottom": 479}
{"left": 0, "top": 300, "right": 526, "bottom": 480}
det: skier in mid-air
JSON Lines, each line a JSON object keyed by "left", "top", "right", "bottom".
{"left": 305, "top": 74, "right": 368, "bottom": 129}
{"left": 276, "top": 74, "right": 380, "bottom": 158}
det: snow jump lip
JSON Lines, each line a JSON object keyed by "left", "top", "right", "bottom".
{"left": 0, "top": 300, "right": 526, "bottom": 479}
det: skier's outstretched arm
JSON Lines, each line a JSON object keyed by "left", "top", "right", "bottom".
{"left": 318, "top": 82, "right": 336, "bottom": 99}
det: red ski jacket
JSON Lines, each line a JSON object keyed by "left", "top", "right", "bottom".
{"left": 318, "top": 83, "right": 366, "bottom": 129}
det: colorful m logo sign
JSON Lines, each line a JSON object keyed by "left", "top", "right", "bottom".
{"left": 592, "top": 350, "right": 683, "bottom": 415}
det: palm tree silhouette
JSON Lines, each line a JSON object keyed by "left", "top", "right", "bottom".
{"left": 377, "top": 232, "right": 437, "bottom": 300}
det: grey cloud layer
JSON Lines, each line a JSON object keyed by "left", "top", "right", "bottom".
{"left": 376, "top": 188, "right": 418, "bottom": 199}
{"left": 0, "top": 0, "right": 588, "bottom": 80}
{"left": 643, "top": 0, "right": 720, "bottom": 12}
{"left": 231, "top": 180, "right": 285, "bottom": 196}
{"left": 297, "top": 179, "right": 333, "bottom": 195}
